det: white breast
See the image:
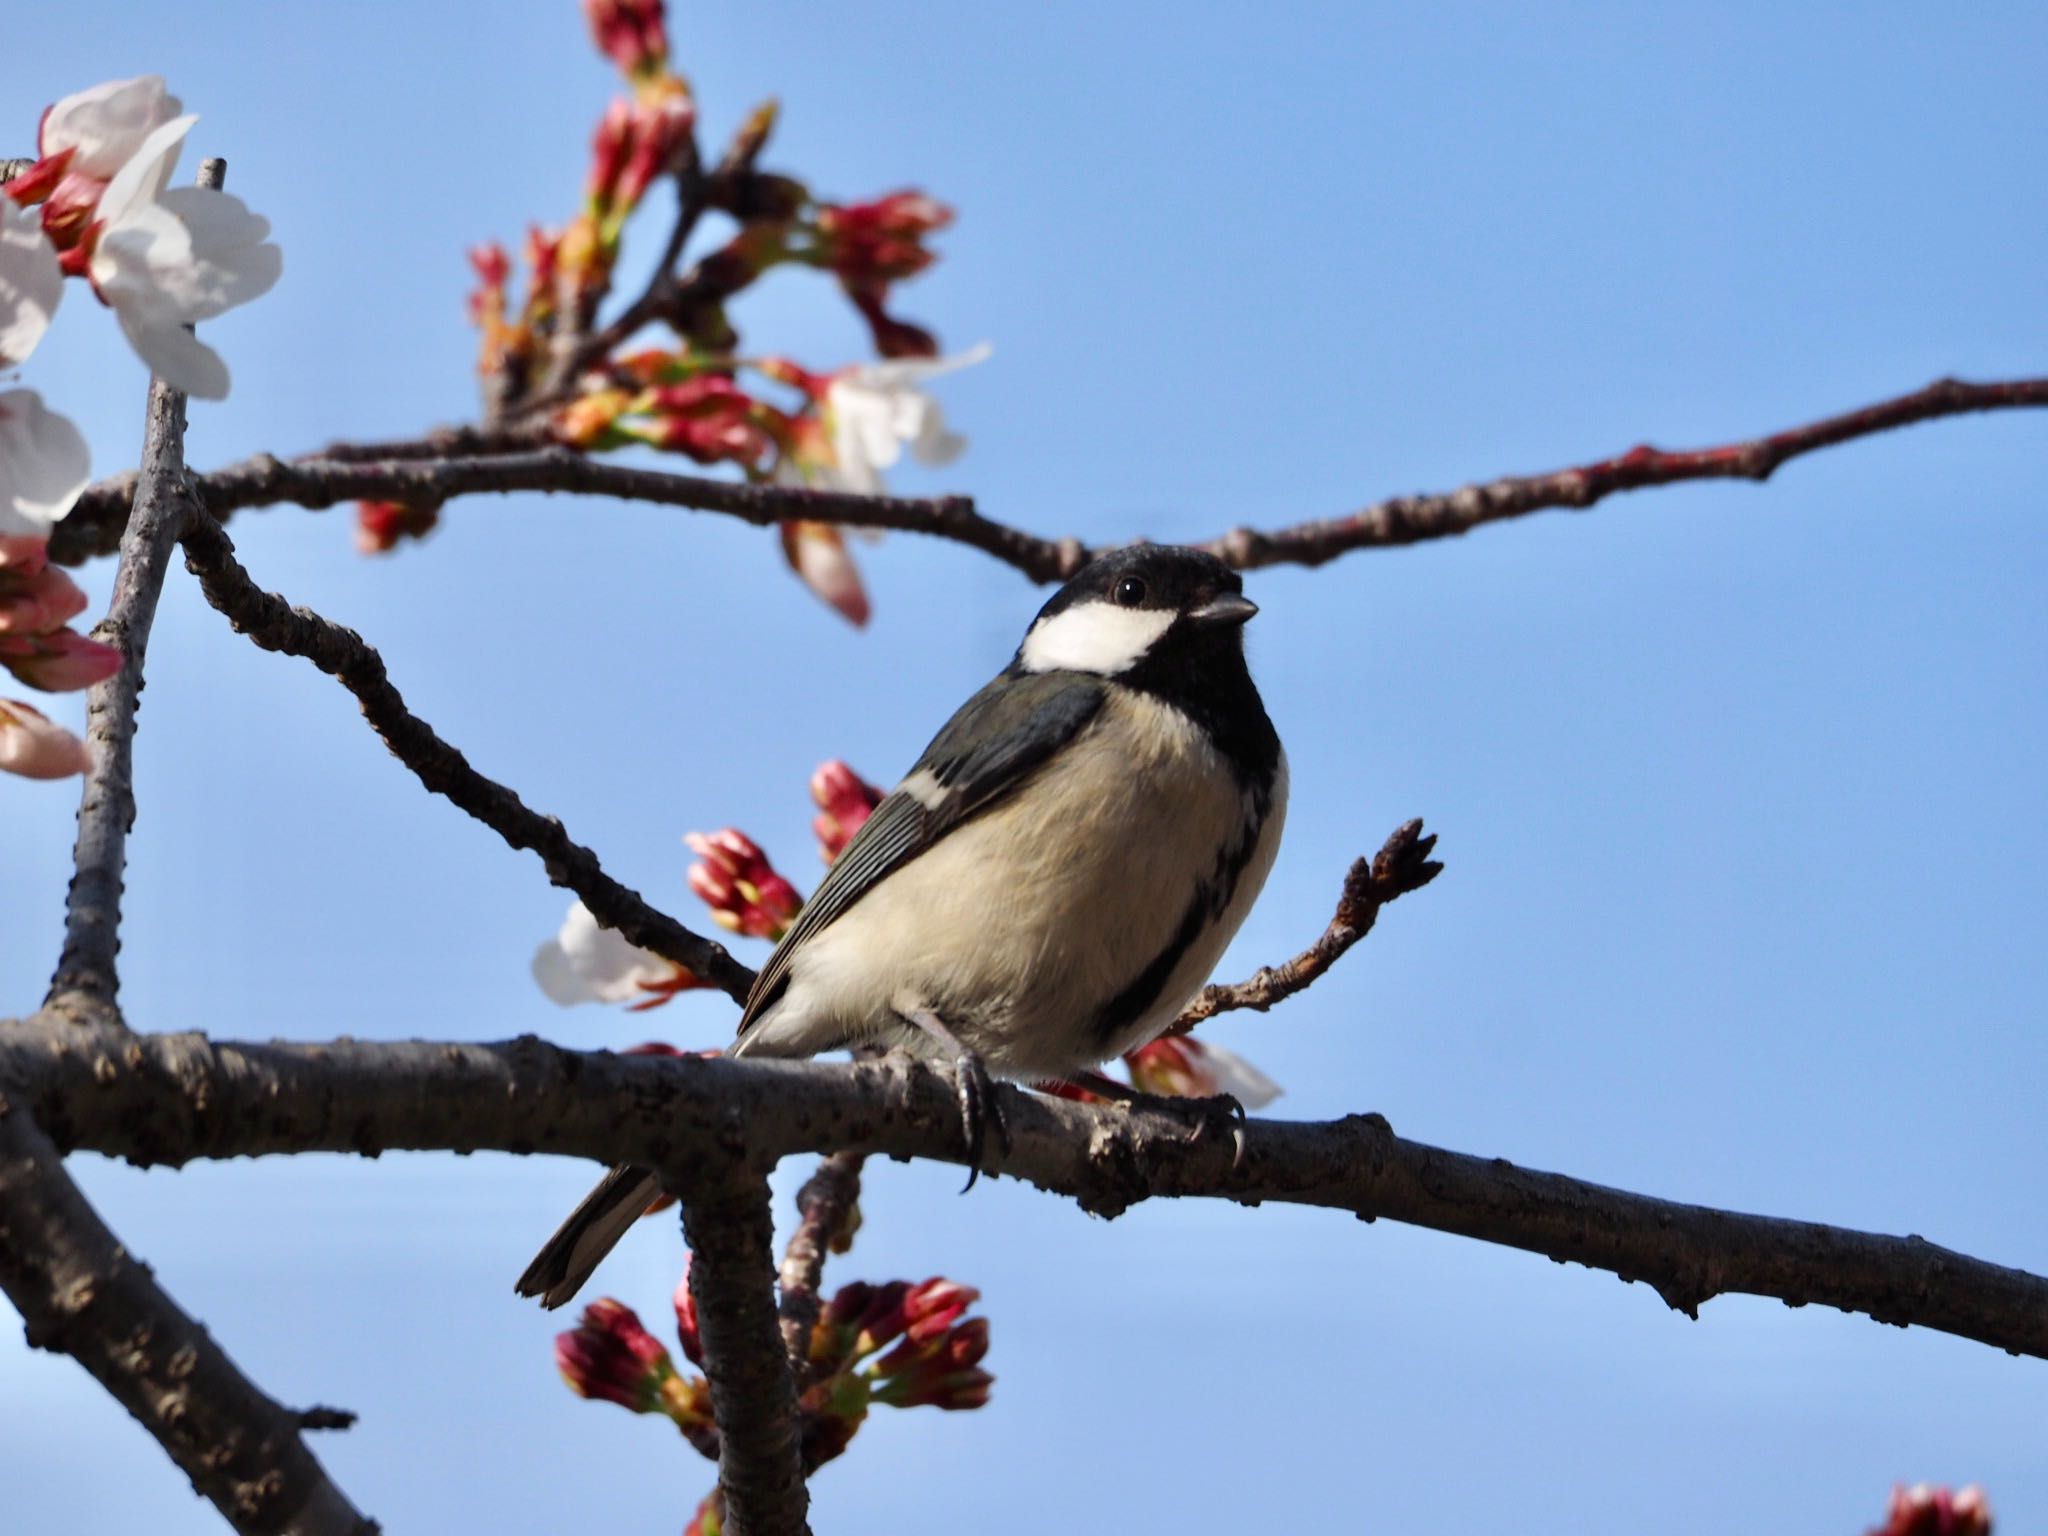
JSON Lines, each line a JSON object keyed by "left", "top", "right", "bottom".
{"left": 738, "top": 691, "right": 1287, "bottom": 1081}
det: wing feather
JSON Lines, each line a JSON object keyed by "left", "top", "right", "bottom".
{"left": 736, "top": 670, "right": 1107, "bottom": 1036}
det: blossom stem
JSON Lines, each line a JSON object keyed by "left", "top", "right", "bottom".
{"left": 47, "top": 157, "right": 226, "bottom": 1013}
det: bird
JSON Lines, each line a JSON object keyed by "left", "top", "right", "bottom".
{"left": 517, "top": 542, "right": 1288, "bottom": 1308}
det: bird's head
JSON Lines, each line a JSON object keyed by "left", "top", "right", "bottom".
{"left": 1017, "top": 545, "right": 1256, "bottom": 677}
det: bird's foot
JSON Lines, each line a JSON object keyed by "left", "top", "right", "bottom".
{"left": 899, "top": 1008, "right": 1011, "bottom": 1190}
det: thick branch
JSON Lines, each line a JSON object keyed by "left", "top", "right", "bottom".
{"left": 12, "top": 1022, "right": 2048, "bottom": 1364}
{"left": 775, "top": 1152, "right": 865, "bottom": 1381}
{"left": 1201, "top": 374, "right": 2048, "bottom": 570}
{"left": 47, "top": 160, "right": 230, "bottom": 1008}
{"left": 1173, "top": 818, "right": 1441, "bottom": 1031}
{"left": 176, "top": 512, "right": 752, "bottom": 1000}
{"left": 679, "top": 1165, "right": 811, "bottom": 1536}
{"left": 0, "top": 1092, "right": 372, "bottom": 1535}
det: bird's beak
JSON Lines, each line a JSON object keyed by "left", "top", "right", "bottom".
{"left": 1188, "top": 592, "right": 1258, "bottom": 627}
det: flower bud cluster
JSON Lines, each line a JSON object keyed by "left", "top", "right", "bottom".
{"left": 1870, "top": 1485, "right": 1993, "bottom": 1536}
{"left": 555, "top": 1296, "right": 719, "bottom": 1460}
{"left": 440, "top": 0, "right": 983, "bottom": 624}
{"left": 686, "top": 828, "right": 804, "bottom": 941}
{"left": 0, "top": 534, "right": 122, "bottom": 779}
{"left": 810, "top": 760, "right": 884, "bottom": 864}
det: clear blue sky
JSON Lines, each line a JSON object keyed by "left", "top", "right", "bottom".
{"left": 5, "top": 2, "right": 2046, "bottom": 1531}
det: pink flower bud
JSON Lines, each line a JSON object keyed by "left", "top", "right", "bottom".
{"left": 0, "top": 629, "right": 122, "bottom": 692}
{"left": 354, "top": 501, "right": 440, "bottom": 556}
{"left": 780, "top": 521, "right": 871, "bottom": 628}
{"left": 902, "top": 1277, "right": 979, "bottom": 1345}
{"left": 584, "top": 0, "right": 670, "bottom": 80}
{"left": 685, "top": 829, "right": 803, "bottom": 940}
{"left": 556, "top": 1298, "right": 678, "bottom": 1414}
{"left": 0, "top": 536, "right": 51, "bottom": 577}
{"left": 0, "top": 696, "right": 89, "bottom": 779}
{"left": 673, "top": 1261, "right": 703, "bottom": 1366}
{"left": 1870, "top": 1485, "right": 1994, "bottom": 1536}
{"left": 0, "top": 559, "right": 88, "bottom": 634}
{"left": 810, "top": 761, "right": 883, "bottom": 864}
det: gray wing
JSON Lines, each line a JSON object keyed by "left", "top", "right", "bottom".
{"left": 736, "top": 670, "right": 1108, "bottom": 1035}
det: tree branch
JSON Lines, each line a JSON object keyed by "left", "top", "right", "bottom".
{"left": 1173, "top": 818, "right": 1442, "bottom": 1031}
{"left": 12, "top": 1020, "right": 2048, "bottom": 1364}
{"left": 1200, "top": 374, "right": 2048, "bottom": 570}
{"left": 775, "top": 1152, "right": 865, "bottom": 1382}
{"left": 0, "top": 1090, "right": 373, "bottom": 1535}
{"left": 50, "top": 374, "right": 2048, "bottom": 585}
{"left": 176, "top": 512, "right": 752, "bottom": 1000}
{"left": 46, "top": 159, "right": 230, "bottom": 1011}
{"left": 679, "top": 1164, "right": 812, "bottom": 1536}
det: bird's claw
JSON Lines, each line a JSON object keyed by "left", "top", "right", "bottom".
{"left": 1153, "top": 1091, "right": 1247, "bottom": 1168}
{"left": 952, "top": 1050, "right": 1011, "bottom": 1192}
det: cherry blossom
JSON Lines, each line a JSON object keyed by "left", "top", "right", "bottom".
{"left": 531, "top": 899, "right": 705, "bottom": 1008}
{"left": 820, "top": 343, "right": 990, "bottom": 496}
{"left": 40, "top": 75, "right": 184, "bottom": 183}
{"left": 1123, "top": 1035, "right": 1283, "bottom": 1109}
{"left": 87, "top": 114, "right": 282, "bottom": 399}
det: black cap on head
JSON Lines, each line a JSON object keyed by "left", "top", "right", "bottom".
{"left": 1035, "top": 544, "right": 1247, "bottom": 625}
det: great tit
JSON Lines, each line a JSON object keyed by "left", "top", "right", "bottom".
{"left": 518, "top": 543, "right": 1287, "bottom": 1308}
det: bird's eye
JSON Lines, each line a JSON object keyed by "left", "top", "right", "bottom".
{"left": 1113, "top": 576, "right": 1148, "bottom": 608}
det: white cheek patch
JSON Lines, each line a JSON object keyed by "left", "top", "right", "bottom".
{"left": 1019, "top": 600, "right": 1175, "bottom": 675}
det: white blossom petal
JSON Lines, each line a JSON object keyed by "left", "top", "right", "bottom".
{"left": 1194, "top": 1041, "right": 1283, "bottom": 1109}
{"left": 822, "top": 343, "right": 989, "bottom": 495}
{"left": 40, "top": 76, "right": 183, "bottom": 180}
{"left": 532, "top": 901, "right": 679, "bottom": 1006}
{"left": 113, "top": 308, "right": 231, "bottom": 400}
{"left": 88, "top": 117, "right": 281, "bottom": 399}
{"left": 0, "top": 200, "right": 63, "bottom": 369}
{"left": 92, "top": 114, "right": 193, "bottom": 232}
{"left": 154, "top": 187, "right": 283, "bottom": 318}
{"left": 0, "top": 389, "right": 91, "bottom": 535}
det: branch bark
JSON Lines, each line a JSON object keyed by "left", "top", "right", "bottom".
{"left": 679, "top": 1165, "right": 812, "bottom": 1536}
{"left": 11, "top": 1019, "right": 2047, "bottom": 1364}
{"left": 175, "top": 512, "right": 752, "bottom": 1000}
{"left": 50, "top": 374, "right": 2048, "bottom": 584}
{"left": 0, "top": 1090, "right": 372, "bottom": 1535}
{"left": 46, "top": 160, "right": 230, "bottom": 1009}
{"left": 1173, "top": 818, "right": 1442, "bottom": 1031}
{"left": 1200, "top": 374, "right": 2048, "bottom": 570}
{"left": 775, "top": 1152, "right": 865, "bottom": 1381}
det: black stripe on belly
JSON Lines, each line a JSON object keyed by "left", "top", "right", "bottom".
{"left": 1092, "top": 785, "right": 1272, "bottom": 1046}
{"left": 1093, "top": 891, "right": 1212, "bottom": 1044}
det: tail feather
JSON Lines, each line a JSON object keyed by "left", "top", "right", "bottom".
{"left": 515, "top": 1163, "right": 663, "bottom": 1309}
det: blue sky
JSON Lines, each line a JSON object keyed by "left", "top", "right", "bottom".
{"left": 4, "top": 2, "right": 2046, "bottom": 1531}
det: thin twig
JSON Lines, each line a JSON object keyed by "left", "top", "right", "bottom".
{"left": 47, "top": 158, "right": 230, "bottom": 1010}
{"left": 176, "top": 512, "right": 753, "bottom": 1000}
{"left": 13, "top": 1020, "right": 2048, "bottom": 1365}
{"left": 1173, "top": 818, "right": 1442, "bottom": 1031}
{"left": 775, "top": 1152, "right": 865, "bottom": 1382}
{"left": 52, "top": 374, "right": 2048, "bottom": 583}
{"left": 1201, "top": 375, "right": 2048, "bottom": 569}
{"left": 678, "top": 1164, "right": 812, "bottom": 1536}
{"left": 0, "top": 1090, "right": 373, "bottom": 1535}
{"left": 58, "top": 447, "right": 1074, "bottom": 581}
